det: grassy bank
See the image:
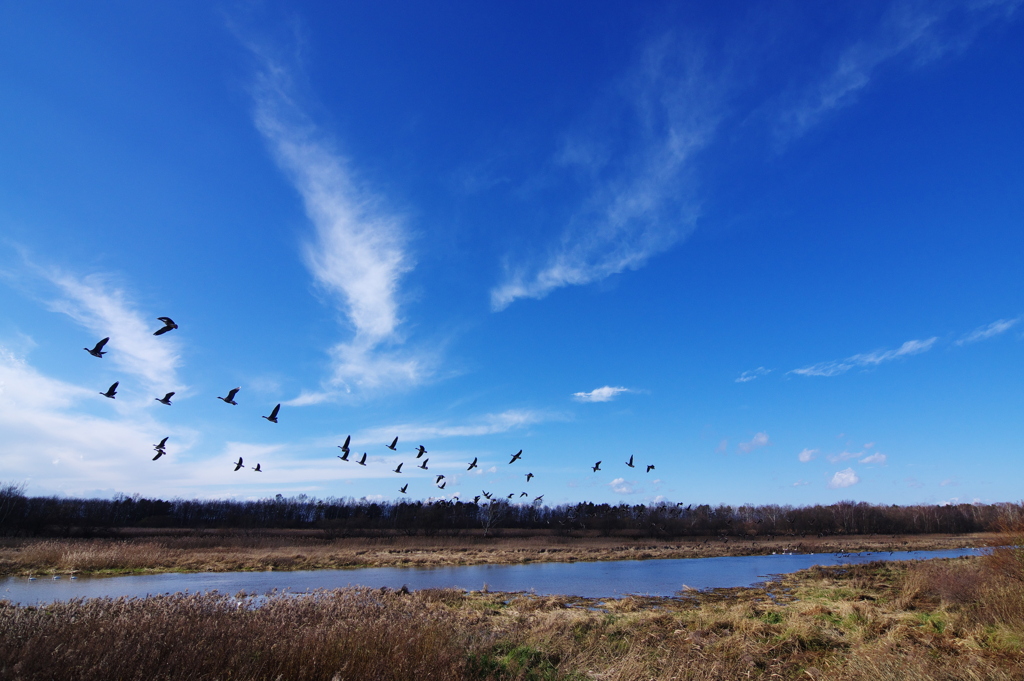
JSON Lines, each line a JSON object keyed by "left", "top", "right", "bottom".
{"left": 3, "top": 545, "right": 1024, "bottom": 679}
{"left": 0, "top": 530, "right": 994, "bottom": 577}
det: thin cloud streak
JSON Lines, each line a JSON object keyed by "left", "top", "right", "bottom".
{"left": 956, "top": 317, "right": 1019, "bottom": 345}
{"left": 491, "top": 35, "right": 721, "bottom": 310}
{"left": 44, "top": 270, "right": 182, "bottom": 394}
{"left": 791, "top": 337, "right": 937, "bottom": 377}
{"left": 249, "top": 49, "right": 430, "bottom": 397}
{"left": 736, "top": 367, "right": 771, "bottom": 383}
{"left": 777, "top": 0, "right": 1023, "bottom": 140}
{"left": 573, "top": 386, "right": 632, "bottom": 403}
{"left": 357, "top": 409, "right": 559, "bottom": 443}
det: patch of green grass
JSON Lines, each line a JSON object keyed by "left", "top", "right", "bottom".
{"left": 467, "top": 643, "right": 568, "bottom": 681}
{"left": 760, "top": 611, "right": 784, "bottom": 624}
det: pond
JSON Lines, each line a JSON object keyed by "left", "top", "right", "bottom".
{"left": 0, "top": 547, "right": 982, "bottom": 605}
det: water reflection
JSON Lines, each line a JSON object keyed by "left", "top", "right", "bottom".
{"left": 0, "top": 547, "right": 982, "bottom": 605}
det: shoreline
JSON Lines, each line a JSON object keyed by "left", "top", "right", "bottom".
{"left": 0, "top": 530, "right": 997, "bottom": 577}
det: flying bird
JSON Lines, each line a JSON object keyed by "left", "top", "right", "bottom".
{"left": 417, "top": 459, "right": 429, "bottom": 470}
{"left": 625, "top": 455, "right": 634, "bottom": 468}
{"left": 467, "top": 457, "right": 478, "bottom": 471}
{"left": 473, "top": 496, "right": 481, "bottom": 503}
{"left": 509, "top": 450, "right": 522, "bottom": 464}
{"left": 435, "top": 474, "right": 445, "bottom": 484}
{"left": 399, "top": 484, "right": 408, "bottom": 494}
{"left": 482, "top": 491, "right": 492, "bottom": 500}
{"left": 153, "top": 437, "right": 168, "bottom": 450}
{"left": 100, "top": 382, "right": 118, "bottom": 399}
{"left": 340, "top": 435, "right": 351, "bottom": 453}
{"left": 356, "top": 453, "right": 367, "bottom": 466}
{"left": 507, "top": 493, "right": 514, "bottom": 499}
{"left": 155, "top": 392, "right": 174, "bottom": 406}
{"left": 534, "top": 495, "right": 544, "bottom": 503}
{"left": 520, "top": 492, "right": 528, "bottom": 497}
{"left": 153, "top": 317, "right": 178, "bottom": 335}
{"left": 592, "top": 461, "right": 601, "bottom": 472}
{"left": 415, "top": 445, "right": 427, "bottom": 458}
{"left": 438, "top": 481, "right": 446, "bottom": 490}
{"left": 337, "top": 449, "right": 350, "bottom": 462}
{"left": 85, "top": 337, "right": 109, "bottom": 358}
{"left": 253, "top": 464, "right": 262, "bottom": 472}
{"left": 233, "top": 457, "right": 244, "bottom": 471}
{"left": 262, "top": 404, "right": 280, "bottom": 423}
{"left": 217, "top": 388, "right": 240, "bottom": 405}
{"left": 646, "top": 465, "right": 655, "bottom": 473}
{"left": 526, "top": 473, "right": 534, "bottom": 482}
{"left": 386, "top": 437, "right": 398, "bottom": 451}
{"left": 393, "top": 463, "right": 403, "bottom": 473}
{"left": 152, "top": 450, "right": 165, "bottom": 461}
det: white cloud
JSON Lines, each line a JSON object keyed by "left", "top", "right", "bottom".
{"left": 43, "top": 270, "right": 182, "bottom": 395}
{"left": 791, "top": 337, "right": 937, "bottom": 377}
{"left": 248, "top": 49, "right": 431, "bottom": 398}
{"left": 827, "top": 450, "right": 862, "bottom": 464}
{"left": 777, "top": 0, "right": 1022, "bottom": 140}
{"left": 357, "top": 409, "right": 556, "bottom": 443}
{"left": 572, "top": 386, "right": 632, "bottom": 403}
{"left": 737, "top": 432, "right": 769, "bottom": 454}
{"left": 859, "top": 452, "right": 887, "bottom": 465}
{"left": 798, "top": 448, "right": 818, "bottom": 463}
{"left": 956, "top": 317, "right": 1020, "bottom": 345}
{"left": 828, "top": 468, "right": 860, "bottom": 489}
{"left": 610, "top": 477, "right": 635, "bottom": 494}
{"left": 792, "top": 480, "right": 810, "bottom": 487}
{"left": 491, "top": 35, "right": 721, "bottom": 310}
{"left": 735, "top": 367, "right": 771, "bottom": 383}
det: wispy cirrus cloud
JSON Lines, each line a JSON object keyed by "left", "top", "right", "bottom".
{"left": 860, "top": 452, "right": 887, "bottom": 465}
{"left": 572, "top": 386, "right": 632, "bottom": 403}
{"left": 42, "top": 269, "right": 182, "bottom": 395}
{"left": 491, "top": 35, "right": 721, "bottom": 310}
{"left": 956, "top": 317, "right": 1020, "bottom": 345}
{"left": 736, "top": 367, "right": 771, "bottom": 383}
{"left": 357, "top": 409, "right": 558, "bottom": 443}
{"left": 247, "top": 47, "right": 431, "bottom": 401}
{"left": 777, "top": 0, "right": 1023, "bottom": 140}
{"left": 791, "top": 337, "right": 937, "bottom": 377}
{"left": 738, "top": 432, "right": 770, "bottom": 454}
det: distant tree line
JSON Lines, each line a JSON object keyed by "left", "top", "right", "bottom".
{"left": 0, "top": 482, "right": 1018, "bottom": 538}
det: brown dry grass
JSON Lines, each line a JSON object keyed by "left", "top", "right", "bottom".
{"left": 0, "top": 530, "right": 994, "bottom": 576}
{"left": 3, "top": 548, "right": 1024, "bottom": 680}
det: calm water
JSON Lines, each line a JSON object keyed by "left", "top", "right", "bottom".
{"left": 0, "top": 547, "right": 981, "bottom": 605}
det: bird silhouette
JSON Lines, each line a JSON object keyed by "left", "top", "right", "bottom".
{"left": 85, "top": 337, "right": 109, "bottom": 358}
{"left": 415, "top": 445, "right": 427, "bottom": 458}
{"left": 262, "top": 404, "right": 280, "bottom": 423}
{"left": 534, "top": 495, "right": 544, "bottom": 503}
{"left": 154, "top": 437, "right": 168, "bottom": 450}
{"left": 153, "top": 317, "right": 178, "bottom": 335}
{"left": 435, "top": 474, "right": 445, "bottom": 483}
{"left": 526, "top": 473, "right": 534, "bottom": 482}
{"left": 393, "top": 463, "right": 403, "bottom": 473}
{"left": 438, "top": 481, "right": 446, "bottom": 490}
{"left": 386, "top": 437, "right": 398, "bottom": 451}
{"left": 356, "top": 453, "right": 367, "bottom": 466}
{"left": 473, "top": 495, "right": 481, "bottom": 503}
{"left": 482, "top": 491, "right": 492, "bottom": 499}
{"left": 592, "top": 461, "right": 601, "bottom": 472}
{"left": 646, "top": 464, "right": 655, "bottom": 473}
{"left": 467, "top": 457, "right": 478, "bottom": 471}
{"left": 625, "top": 455, "right": 634, "bottom": 468}
{"left": 509, "top": 450, "right": 522, "bottom": 464}
{"left": 507, "top": 493, "right": 514, "bottom": 499}
{"left": 337, "top": 449, "right": 350, "bottom": 462}
{"left": 399, "top": 484, "right": 408, "bottom": 494}
{"left": 253, "top": 464, "right": 262, "bottom": 472}
{"left": 155, "top": 392, "right": 174, "bottom": 406}
{"left": 152, "top": 449, "right": 165, "bottom": 461}
{"left": 417, "top": 459, "right": 428, "bottom": 470}
{"left": 339, "top": 435, "right": 351, "bottom": 453}
{"left": 520, "top": 492, "right": 528, "bottom": 497}
{"left": 100, "top": 381, "right": 118, "bottom": 399}
{"left": 217, "top": 387, "right": 240, "bottom": 405}
{"left": 233, "top": 457, "right": 244, "bottom": 471}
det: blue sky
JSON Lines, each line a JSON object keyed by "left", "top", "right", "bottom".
{"left": 1, "top": 1, "right": 1022, "bottom": 506}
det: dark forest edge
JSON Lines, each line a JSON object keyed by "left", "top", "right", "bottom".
{"left": 2, "top": 482, "right": 1020, "bottom": 538}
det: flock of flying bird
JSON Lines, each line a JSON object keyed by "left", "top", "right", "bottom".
{"left": 83, "top": 318, "right": 658, "bottom": 502}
